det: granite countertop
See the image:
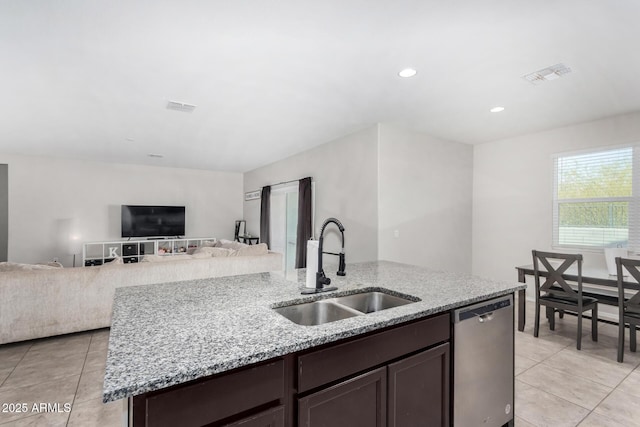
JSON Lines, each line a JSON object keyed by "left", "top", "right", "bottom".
{"left": 103, "top": 261, "right": 525, "bottom": 403}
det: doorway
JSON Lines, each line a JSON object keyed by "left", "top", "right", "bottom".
{"left": 0, "top": 164, "right": 7, "bottom": 262}
{"left": 269, "top": 183, "right": 298, "bottom": 272}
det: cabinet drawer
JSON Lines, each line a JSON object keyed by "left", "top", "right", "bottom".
{"left": 298, "top": 313, "right": 449, "bottom": 393}
{"left": 144, "top": 359, "right": 284, "bottom": 427}
{"left": 223, "top": 405, "right": 285, "bottom": 427}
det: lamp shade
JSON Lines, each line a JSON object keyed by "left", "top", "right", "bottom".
{"left": 57, "top": 218, "right": 82, "bottom": 255}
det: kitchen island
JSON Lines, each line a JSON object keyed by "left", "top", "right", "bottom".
{"left": 103, "top": 261, "right": 525, "bottom": 426}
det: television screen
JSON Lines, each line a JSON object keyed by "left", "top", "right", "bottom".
{"left": 121, "top": 205, "right": 185, "bottom": 238}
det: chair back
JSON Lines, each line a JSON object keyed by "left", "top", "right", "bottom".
{"left": 532, "top": 250, "right": 583, "bottom": 301}
{"left": 234, "top": 220, "right": 245, "bottom": 241}
{"left": 615, "top": 257, "right": 640, "bottom": 315}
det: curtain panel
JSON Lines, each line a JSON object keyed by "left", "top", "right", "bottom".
{"left": 295, "top": 177, "right": 312, "bottom": 268}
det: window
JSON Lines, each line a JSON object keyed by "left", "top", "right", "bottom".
{"left": 553, "top": 146, "right": 639, "bottom": 249}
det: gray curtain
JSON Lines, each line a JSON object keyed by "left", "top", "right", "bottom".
{"left": 295, "top": 177, "right": 312, "bottom": 268}
{"left": 260, "top": 186, "right": 271, "bottom": 248}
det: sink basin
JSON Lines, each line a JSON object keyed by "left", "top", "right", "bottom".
{"left": 272, "top": 301, "right": 360, "bottom": 326}
{"left": 334, "top": 291, "right": 414, "bottom": 313}
{"left": 272, "top": 289, "right": 419, "bottom": 326}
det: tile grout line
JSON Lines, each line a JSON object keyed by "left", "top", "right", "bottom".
{"left": 63, "top": 333, "right": 95, "bottom": 427}
{"left": 0, "top": 342, "right": 34, "bottom": 389}
{"left": 519, "top": 380, "right": 592, "bottom": 427}
{"left": 518, "top": 307, "right": 640, "bottom": 427}
{"left": 575, "top": 367, "right": 638, "bottom": 427}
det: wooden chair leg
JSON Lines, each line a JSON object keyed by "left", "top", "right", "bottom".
{"left": 534, "top": 303, "right": 541, "bottom": 338}
{"left": 547, "top": 307, "right": 555, "bottom": 331}
{"left": 591, "top": 305, "right": 598, "bottom": 342}
{"left": 631, "top": 324, "right": 637, "bottom": 353}
{"left": 618, "top": 321, "right": 625, "bottom": 363}
{"left": 559, "top": 310, "right": 565, "bottom": 319}
{"left": 577, "top": 312, "right": 583, "bottom": 350}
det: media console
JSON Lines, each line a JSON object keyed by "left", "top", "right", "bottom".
{"left": 82, "top": 237, "right": 217, "bottom": 266}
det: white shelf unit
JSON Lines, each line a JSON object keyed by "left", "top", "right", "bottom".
{"left": 82, "top": 237, "right": 216, "bottom": 266}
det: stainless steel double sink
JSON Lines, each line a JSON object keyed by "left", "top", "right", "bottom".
{"left": 272, "top": 289, "right": 420, "bottom": 326}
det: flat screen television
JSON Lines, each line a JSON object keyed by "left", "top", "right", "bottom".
{"left": 121, "top": 205, "right": 185, "bottom": 238}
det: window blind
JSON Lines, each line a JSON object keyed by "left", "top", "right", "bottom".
{"left": 552, "top": 146, "right": 639, "bottom": 250}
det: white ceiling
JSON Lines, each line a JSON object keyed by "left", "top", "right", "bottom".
{"left": 2, "top": 1, "right": 640, "bottom": 172}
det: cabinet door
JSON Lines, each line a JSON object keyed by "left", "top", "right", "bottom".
{"left": 387, "top": 343, "right": 450, "bottom": 427}
{"left": 298, "top": 367, "right": 386, "bottom": 427}
{"left": 223, "top": 405, "right": 284, "bottom": 427}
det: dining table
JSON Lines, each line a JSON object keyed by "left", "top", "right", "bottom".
{"left": 515, "top": 264, "right": 640, "bottom": 331}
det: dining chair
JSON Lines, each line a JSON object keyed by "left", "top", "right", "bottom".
{"left": 614, "top": 257, "right": 640, "bottom": 363}
{"left": 532, "top": 250, "right": 598, "bottom": 350}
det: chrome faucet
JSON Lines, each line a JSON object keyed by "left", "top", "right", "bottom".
{"left": 301, "top": 217, "right": 346, "bottom": 295}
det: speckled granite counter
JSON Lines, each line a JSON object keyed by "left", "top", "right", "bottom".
{"left": 103, "top": 261, "right": 525, "bottom": 403}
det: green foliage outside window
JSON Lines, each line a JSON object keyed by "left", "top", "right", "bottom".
{"left": 557, "top": 148, "right": 632, "bottom": 229}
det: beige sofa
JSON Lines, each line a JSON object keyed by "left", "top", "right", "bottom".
{"left": 0, "top": 252, "right": 282, "bottom": 344}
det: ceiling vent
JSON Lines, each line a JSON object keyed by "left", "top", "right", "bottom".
{"left": 166, "top": 101, "right": 197, "bottom": 113}
{"left": 523, "top": 63, "right": 572, "bottom": 85}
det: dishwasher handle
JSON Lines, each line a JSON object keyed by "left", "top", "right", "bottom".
{"left": 477, "top": 312, "right": 494, "bottom": 323}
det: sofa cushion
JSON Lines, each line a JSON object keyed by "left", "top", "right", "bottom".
{"left": 0, "top": 262, "right": 60, "bottom": 272}
{"left": 193, "top": 247, "right": 236, "bottom": 257}
{"left": 141, "top": 254, "right": 195, "bottom": 262}
{"left": 191, "top": 251, "right": 212, "bottom": 259}
{"left": 233, "top": 243, "right": 269, "bottom": 257}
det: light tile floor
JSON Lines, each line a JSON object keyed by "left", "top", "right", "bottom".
{"left": 0, "top": 329, "right": 120, "bottom": 426}
{"left": 515, "top": 300, "right": 640, "bottom": 427}
{"left": 0, "top": 300, "right": 638, "bottom": 426}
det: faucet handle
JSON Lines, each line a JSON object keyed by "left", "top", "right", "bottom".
{"left": 316, "top": 271, "right": 331, "bottom": 288}
{"left": 337, "top": 253, "right": 346, "bottom": 276}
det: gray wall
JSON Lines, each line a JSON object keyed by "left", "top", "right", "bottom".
{"left": 378, "top": 124, "right": 474, "bottom": 273}
{"left": 244, "top": 124, "right": 475, "bottom": 274}
{"left": 0, "top": 153, "right": 243, "bottom": 266}
{"left": 0, "top": 164, "right": 7, "bottom": 262}
{"left": 243, "top": 126, "right": 379, "bottom": 263}
{"left": 472, "top": 110, "right": 640, "bottom": 284}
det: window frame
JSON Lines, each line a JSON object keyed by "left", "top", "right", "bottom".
{"left": 551, "top": 144, "right": 638, "bottom": 252}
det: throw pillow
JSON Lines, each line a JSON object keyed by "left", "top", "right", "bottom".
{"left": 102, "top": 256, "right": 124, "bottom": 266}
{"left": 218, "top": 239, "right": 248, "bottom": 250}
{"left": 44, "top": 261, "right": 63, "bottom": 268}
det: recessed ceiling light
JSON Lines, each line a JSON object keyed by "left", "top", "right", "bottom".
{"left": 148, "top": 153, "right": 164, "bottom": 158}
{"left": 398, "top": 68, "right": 417, "bottom": 78}
{"left": 490, "top": 106, "right": 505, "bottom": 113}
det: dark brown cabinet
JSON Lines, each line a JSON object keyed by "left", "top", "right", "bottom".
{"left": 131, "top": 313, "right": 451, "bottom": 427}
{"left": 388, "top": 343, "right": 450, "bottom": 427}
{"left": 296, "top": 314, "right": 450, "bottom": 427}
{"left": 298, "top": 367, "right": 387, "bottom": 427}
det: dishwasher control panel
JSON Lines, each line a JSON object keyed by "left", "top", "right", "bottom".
{"left": 457, "top": 297, "right": 512, "bottom": 321}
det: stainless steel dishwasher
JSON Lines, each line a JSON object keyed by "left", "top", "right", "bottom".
{"left": 453, "top": 294, "right": 514, "bottom": 427}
